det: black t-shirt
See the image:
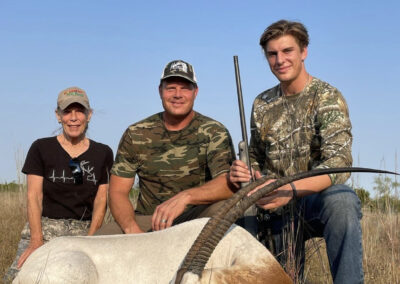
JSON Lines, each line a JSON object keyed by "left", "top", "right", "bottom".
{"left": 22, "top": 137, "right": 114, "bottom": 220}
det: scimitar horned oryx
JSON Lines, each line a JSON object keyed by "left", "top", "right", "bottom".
{"left": 174, "top": 167, "right": 399, "bottom": 283}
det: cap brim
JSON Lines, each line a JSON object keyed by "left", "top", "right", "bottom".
{"left": 160, "top": 74, "right": 197, "bottom": 84}
{"left": 58, "top": 97, "right": 90, "bottom": 110}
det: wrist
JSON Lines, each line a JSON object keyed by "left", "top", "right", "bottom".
{"left": 29, "top": 238, "right": 43, "bottom": 247}
{"left": 124, "top": 222, "right": 142, "bottom": 234}
{"left": 289, "top": 182, "right": 298, "bottom": 200}
{"left": 30, "top": 234, "right": 43, "bottom": 243}
{"left": 178, "top": 190, "right": 193, "bottom": 205}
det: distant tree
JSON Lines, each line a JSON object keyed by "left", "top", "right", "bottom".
{"left": 373, "top": 174, "right": 400, "bottom": 212}
{"left": 373, "top": 174, "right": 392, "bottom": 197}
{"left": 0, "top": 182, "right": 20, "bottom": 191}
{"left": 354, "top": 187, "right": 371, "bottom": 207}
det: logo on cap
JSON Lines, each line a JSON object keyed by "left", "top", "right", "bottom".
{"left": 57, "top": 86, "right": 90, "bottom": 110}
{"left": 170, "top": 61, "right": 188, "bottom": 73}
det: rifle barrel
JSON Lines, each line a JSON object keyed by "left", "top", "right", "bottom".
{"left": 234, "top": 56, "right": 249, "bottom": 146}
{"left": 234, "top": 55, "right": 252, "bottom": 179}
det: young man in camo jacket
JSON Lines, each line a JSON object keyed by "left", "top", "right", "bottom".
{"left": 229, "top": 20, "right": 363, "bottom": 283}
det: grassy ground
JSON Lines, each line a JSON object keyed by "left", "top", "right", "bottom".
{"left": 1, "top": 189, "right": 399, "bottom": 283}
{"left": 305, "top": 209, "right": 400, "bottom": 283}
{"left": 0, "top": 190, "right": 27, "bottom": 282}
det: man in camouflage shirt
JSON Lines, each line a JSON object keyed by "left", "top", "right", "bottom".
{"left": 229, "top": 20, "right": 363, "bottom": 283}
{"left": 98, "top": 60, "right": 235, "bottom": 235}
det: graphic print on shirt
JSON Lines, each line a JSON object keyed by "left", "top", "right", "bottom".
{"left": 49, "top": 160, "right": 98, "bottom": 185}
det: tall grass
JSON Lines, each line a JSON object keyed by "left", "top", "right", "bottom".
{"left": 305, "top": 209, "right": 400, "bottom": 283}
{"left": 0, "top": 189, "right": 27, "bottom": 280}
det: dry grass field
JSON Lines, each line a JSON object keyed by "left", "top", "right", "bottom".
{"left": 1, "top": 189, "right": 399, "bottom": 283}
{"left": 0, "top": 190, "right": 27, "bottom": 283}
{"left": 305, "top": 209, "right": 400, "bottom": 283}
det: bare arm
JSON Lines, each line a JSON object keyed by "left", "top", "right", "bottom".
{"left": 109, "top": 174, "right": 143, "bottom": 234}
{"left": 17, "top": 174, "right": 43, "bottom": 268}
{"left": 254, "top": 174, "right": 331, "bottom": 210}
{"left": 87, "top": 184, "right": 108, "bottom": 235}
{"left": 152, "top": 173, "right": 233, "bottom": 231}
{"left": 229, "top": 159, "right": 332, "bottom": 210}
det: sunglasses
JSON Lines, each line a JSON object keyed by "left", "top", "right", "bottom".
{"left": 69, "top": 158, "right": 83, "bottom": 184}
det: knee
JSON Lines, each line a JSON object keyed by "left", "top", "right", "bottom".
{"left": 320, "top": 185, "right": 362, "bottom": 222}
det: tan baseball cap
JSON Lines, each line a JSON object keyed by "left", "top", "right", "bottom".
{"left": 57, "top": 87, "right": 90, "bottom": 110}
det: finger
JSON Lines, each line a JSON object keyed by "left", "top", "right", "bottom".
{"left": 152, "top": 208, "right": 163, "bottom": 231}
{"left": 255, "top": 195, "right": 273, "bottom": 205}
{"left": 256, "top": 201, "right": 278, "bottom": 210}
{"left": 231, "top": 161, "right": 251, "bottom": 175}
{"left": 151, "top": 209, "right": 157, "bottom": 230}
{"left": 232, "top": 159, "right": 248, "bottom": 168}
{"left": 17, "top": 249, "right": 32, "bottom": 268}
{"left": 230, "top": 169, "right": 251, "bottom": 183}
{"left": 165, "top": 217, "right": 174, "bottom": 228}
{"left": 159, "top": 215, "right": 169, "bottom": 230}
{"left": 231, "top": 164, "right": 250, "bottom": 175}
{"left": 17, "top": 253, "right": 27, "bottom": 268}
{"left": 254, "top": 170, "right": 263, "bottom": 179}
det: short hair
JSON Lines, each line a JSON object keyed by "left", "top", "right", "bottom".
{"left": 259, "top": 20, "right": 309, "bottom": 52}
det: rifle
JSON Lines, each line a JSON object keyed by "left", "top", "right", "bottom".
{"left": 233, "top": 55, "right": 258, "bottom": 236}
{"left": 233, "top": 55, "right": 253, "bottom": 185}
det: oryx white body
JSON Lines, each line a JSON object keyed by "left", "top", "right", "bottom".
{"left": 14, "top": 218, "right": 291, "bottom": 284}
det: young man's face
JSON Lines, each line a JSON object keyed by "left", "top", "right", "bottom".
{"left": 159, "top": 77, "right": 198, "bottom": 119}
{"left": 265, "top": 34, "right": 307, "bottom": 84}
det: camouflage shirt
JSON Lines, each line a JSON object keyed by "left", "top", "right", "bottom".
{"left": 249, "top": 77, "right": 352, "bottom": 185}
{"left": 111, "top": 112, "right": 236, "bottom": 215}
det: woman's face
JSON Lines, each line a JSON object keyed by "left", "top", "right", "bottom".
{"left": 56, "top": 103, "right": 92, "bottom": 140}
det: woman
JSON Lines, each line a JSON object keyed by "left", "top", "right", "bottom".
{"left": 4, "top": 87, "right": 113, "bottom": 282}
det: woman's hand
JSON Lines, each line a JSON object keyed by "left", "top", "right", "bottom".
{"left": 17, "top": 239, "right": 44, "bottom": 268}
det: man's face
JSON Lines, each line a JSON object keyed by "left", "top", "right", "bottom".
{"left": 265, "top": 35, "right": 307, "bottom": 83}
{"left": 159, "top": 78, "right": 198, "bottom": 119}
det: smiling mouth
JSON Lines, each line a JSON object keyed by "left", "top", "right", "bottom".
{"left": 276, "top": 66, "right": 290, "bottom": 73}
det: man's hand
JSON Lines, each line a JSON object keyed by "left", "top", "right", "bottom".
{"left": 247, "top": 179, "right": 294, "bottom": 210}
{"left": 152, "top": 191, "right": 191, "bottom": 231}
{"left": 228, "top": 160, "right": 262, "bottom": 188}
{"left": 17, "top": 239, "right": 43, "bottom": 268}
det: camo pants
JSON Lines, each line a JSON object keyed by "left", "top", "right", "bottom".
{"left": 3, "top": 217, "right": 90, "bottom": 283}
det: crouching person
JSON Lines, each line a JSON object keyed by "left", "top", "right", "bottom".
{"left": 4, "top": 87, "right": 113, "bottom": 283}
{"left": 228, "top": 20, "right": 363, "bottom": 283}
{"left": 95, "top": 60, "right": 236, "bottom": 235}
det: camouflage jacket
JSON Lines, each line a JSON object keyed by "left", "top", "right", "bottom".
{"left": 249, "top": 77, "right": 352, "bottom": 185}
{"left": 111, "top": 112, "right": 235, "bottom": 215}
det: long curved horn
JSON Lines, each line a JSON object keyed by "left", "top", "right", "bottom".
{"left": 175, "top": 167, "right": 398, "bottom": 283}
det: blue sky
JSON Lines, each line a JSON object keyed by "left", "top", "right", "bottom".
{"left": 0, "top": 0, "right": 399, "bottom": 194}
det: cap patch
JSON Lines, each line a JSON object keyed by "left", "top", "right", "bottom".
{"left": 170, "top": 61, "right": 188, "bottom": 73}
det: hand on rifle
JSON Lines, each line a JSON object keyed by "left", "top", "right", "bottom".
{"left": 228, "top": 160, "right": 262, "bottom": 189}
